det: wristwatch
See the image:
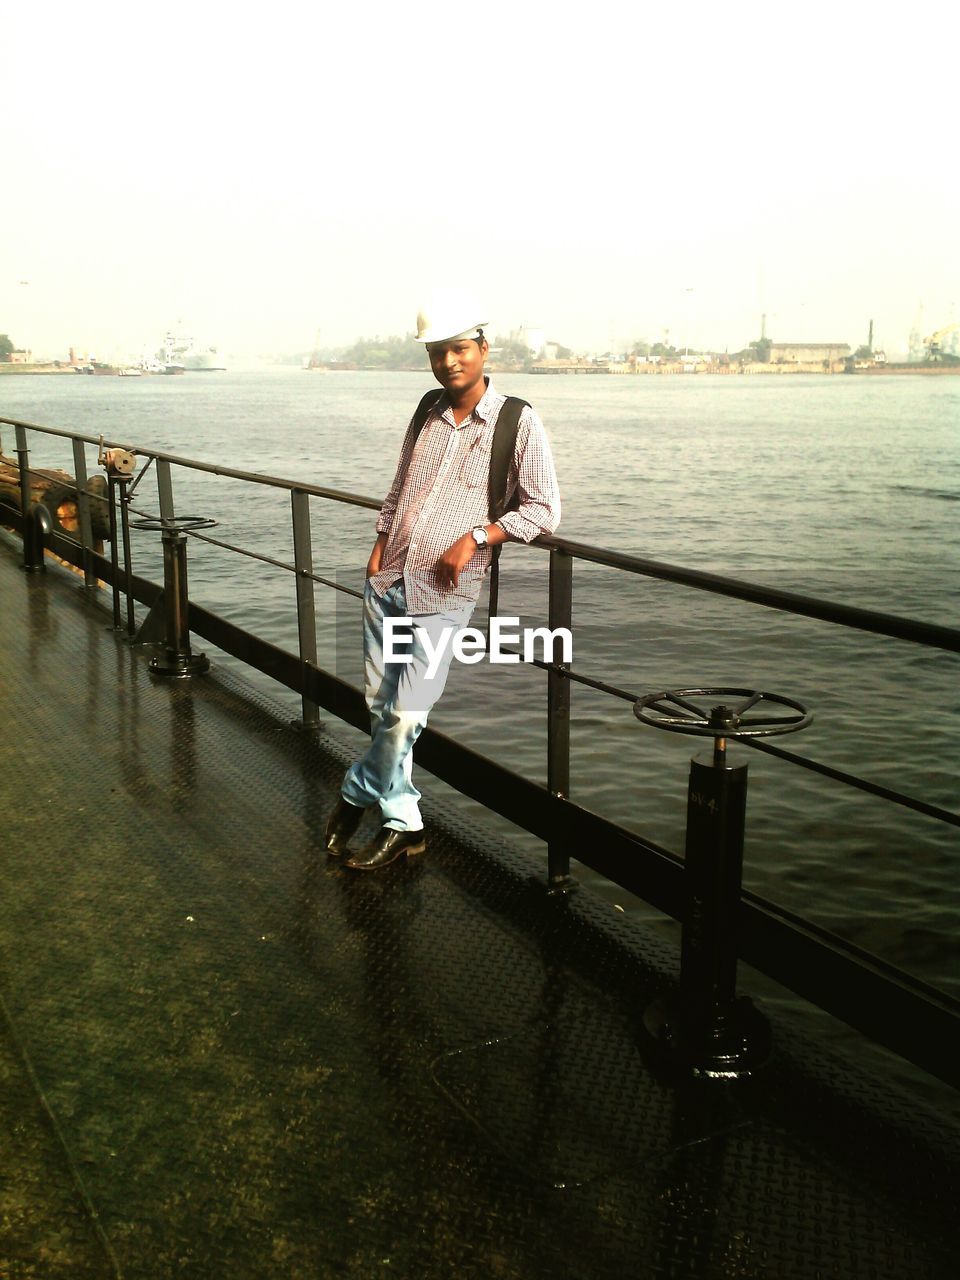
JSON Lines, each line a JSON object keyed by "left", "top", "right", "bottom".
{"left": 471, "top": 526, "right": 489, "bottom": 547}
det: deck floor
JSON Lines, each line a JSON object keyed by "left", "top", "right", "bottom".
{"left": 0, "top": 535, "right": 957, "bottom": 1279}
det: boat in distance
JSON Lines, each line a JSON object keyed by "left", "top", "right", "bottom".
{"left": 156, "top": 329, "right": 227, "bottom": 373}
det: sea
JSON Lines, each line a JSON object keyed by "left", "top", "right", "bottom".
{"left": 2, "top": 368, "right": 958, "bottom": 1094}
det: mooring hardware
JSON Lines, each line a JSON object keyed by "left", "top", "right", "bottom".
{"left": 131, "top": 515, "right": 217, "bottom": 678}
{"left": 97, "top": 436, "right": 137, "bottom": 478}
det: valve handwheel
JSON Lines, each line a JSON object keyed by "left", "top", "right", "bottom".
{"left": 131, "top": 515, "right": 218, "bottom": 532}
{"left": 634, "top": 687, "right": 811, "bottom": 739}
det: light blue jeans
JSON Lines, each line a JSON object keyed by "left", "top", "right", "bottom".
{"left": 341, "top": 580, "right": 475, "bottom": 831}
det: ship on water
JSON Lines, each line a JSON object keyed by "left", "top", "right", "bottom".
{"left": 155, "top": 329, "right": 227, "bottom": 373}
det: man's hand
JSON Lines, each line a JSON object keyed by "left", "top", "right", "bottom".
{"left": 434, "top": 533, "right": 479, "bottom": 591}
{"left": 366, "top": 533, "right": 388, "bottom": 578}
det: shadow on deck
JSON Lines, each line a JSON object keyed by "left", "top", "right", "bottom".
{"left": 0, "top": 535, "right": 956, "bottom": 1279}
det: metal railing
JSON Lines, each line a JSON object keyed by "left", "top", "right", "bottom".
{"left": 2, "top": 414, "right": 959, "bottom": 1086}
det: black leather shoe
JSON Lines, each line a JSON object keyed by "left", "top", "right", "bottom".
{"left": 324, "top": 797, "right": 365, "bottom": 857}
{"left": 344, "top": 827, "right": 427, "bottom": 872}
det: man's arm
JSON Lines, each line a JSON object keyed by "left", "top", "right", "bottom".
{"left": 433, "top": 522, "right": 509, "bottom": 592}
{"left": 366, "top": 529, "right": 389, "bottom": 576}
{"left": 368, "top": 408, "right": 427, "bottom": 576}
{"left": 494, "top": 408, "right": 561, "bottom": 544}
{"left": 375, "top": 415, "right": 420, "bottom": 538}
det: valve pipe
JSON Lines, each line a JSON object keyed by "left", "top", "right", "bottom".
{"left": 149, "top": 525, "right": 208, "bottom": 678}
{"left": 680, "top": 750, "right": 749, "bottom": 1032}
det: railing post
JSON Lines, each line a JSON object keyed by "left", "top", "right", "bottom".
{"left": 291, "top": 489, "right": 320, "bottom": 730}
{"left": 14, "top": 425, "right": 32, "bottom": 571}
{"left": 547, "top": 546, "right": 575, "bottom": 892}
{"left": 106, "top": 474, "right": 122, "bottom": 627}
{"left": 23, "top": 503, "right": 52, "bottom": 572}
{"left": 119, "top": 477, "right": 136, "bottom": 635}
{"left": 106, "top": 475, "right": 135, "bottom": 631}
{"left": 71, "top": 438, "right": 98, "bottom": 590}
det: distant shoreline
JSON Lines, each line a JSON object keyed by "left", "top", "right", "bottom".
{"left": 4, "top": 361, "right": 958, "bottom": 379}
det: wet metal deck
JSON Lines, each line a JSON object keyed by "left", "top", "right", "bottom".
{"left": 0, "top": 536, "right": 957, "bottom": 1279}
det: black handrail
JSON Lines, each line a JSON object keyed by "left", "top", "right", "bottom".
{"left": 3, "top": 414, "right": 958, "bottom": 1088}
{"left": 5, "top": 413, "right": 957, "bottom": 653}
{"left": 4, "top": 413, "right": 958, "bottom": 836}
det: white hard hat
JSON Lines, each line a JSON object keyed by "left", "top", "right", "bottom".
{"left": 415, "top": 290, "right": 488, "bottom": 344}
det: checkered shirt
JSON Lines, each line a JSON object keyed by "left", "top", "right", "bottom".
{"left": 369, "top": 379, "right": 561, "bottom": 614}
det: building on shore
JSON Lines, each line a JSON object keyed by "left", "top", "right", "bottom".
{"left": 768, "top": 342, "right": 850, "bottom": 365}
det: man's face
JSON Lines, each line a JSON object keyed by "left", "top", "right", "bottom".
{"left": 426, "top": 337, "right": 488, "bottom": 395}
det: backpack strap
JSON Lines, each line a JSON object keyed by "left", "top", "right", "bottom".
{"left": 487, "top": 396, "right": 529, "bottom": 522}
{"left": 412, "top": 388, "right": 445, "bottom": 438}
{"left": 486, "top": 396, "right": 530, "bottom": 626}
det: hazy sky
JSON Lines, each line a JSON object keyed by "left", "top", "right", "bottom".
{"left": 3, "top": 1, "right": 957, "bottom": 360}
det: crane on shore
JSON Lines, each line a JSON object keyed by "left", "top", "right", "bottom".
{"left": 923, "top": 321, "right": 960, "bottom": 361}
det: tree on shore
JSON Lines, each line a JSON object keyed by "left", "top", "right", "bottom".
{"left": 0, "top": 334, "right": 15, "bottom": 360}
{"left": 491, "top": 334, "right": 531, "bottom": 367}
{"left": 334, "top": 330, "right": 546, "bottom": 370}
{"left": 339, "top": 333, "right": 424, "bottom": 368}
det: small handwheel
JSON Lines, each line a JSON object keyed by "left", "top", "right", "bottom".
{"left": 634, "top": 687, "right": 811, "bottom": 739}
{"left": 131, "top": 515, "right": 218, "bottom": 532}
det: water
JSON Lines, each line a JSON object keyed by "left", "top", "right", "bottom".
{"left": 3, "top": 370, "right": 958, "bottom": 1009}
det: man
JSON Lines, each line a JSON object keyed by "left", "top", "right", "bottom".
{"left": 324, "top": 297, "right": 561, "bottom": 871}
